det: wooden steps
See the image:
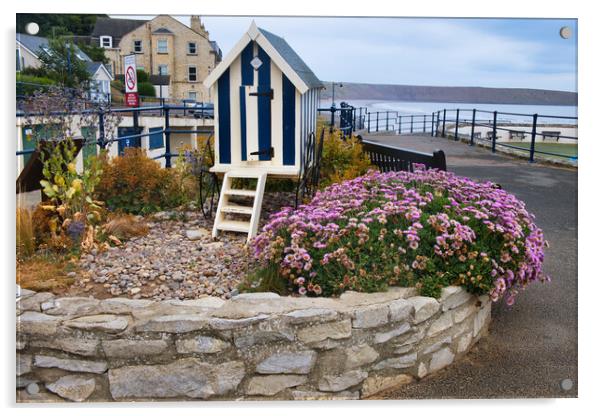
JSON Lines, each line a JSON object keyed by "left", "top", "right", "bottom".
{"left": 212, "top": 170, "right": 267, "bottom": 243}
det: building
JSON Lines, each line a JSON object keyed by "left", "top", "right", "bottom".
{"left": 16, "top": 33, "right": 113, "bottom": 102}
{"left": 92, "top": 15, "right": 222, "bottom": 102}
{"left": 203, "top": 22, "right": 323, "bottom": 241}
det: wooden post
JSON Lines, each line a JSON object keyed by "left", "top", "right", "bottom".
{"left": 423, "top": 114, "right": 427, "bottom": 133}
{"left": 442, "top": 109, "right": 447, "bottom": 138}
{"left": 376, "top": 112, "right": 380, "bottom": 132}
{"left": 398, "top": 116, "right": 402, "bottom": 134}
{"left": 410, "top": 115, "right": 414, "bottom": 133}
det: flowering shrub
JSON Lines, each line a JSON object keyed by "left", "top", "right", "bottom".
{"left": 251, "top": 168, "right": 549, "bottom": 305}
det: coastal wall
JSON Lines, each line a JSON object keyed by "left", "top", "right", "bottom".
{"left": 16, "top": 285, "right": 491, "bottom": 402}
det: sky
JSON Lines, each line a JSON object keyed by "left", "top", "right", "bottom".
{"left": 112, "top": 15, "right": 578, "bottom": 92}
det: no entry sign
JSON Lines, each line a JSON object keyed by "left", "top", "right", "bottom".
{"left": 123, "top": 54, "right": 139, "bottom": 107}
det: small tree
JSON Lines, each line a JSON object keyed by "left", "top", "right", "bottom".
{"left": 38, "top": 36, "right": 91, "bottom": 89}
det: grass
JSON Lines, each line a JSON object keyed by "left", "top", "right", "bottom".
{"left": 17, "top": 252, "right": 78, "bottom": 292}
{"left": 499, "top": 141, "right": 578, "bottom": 158}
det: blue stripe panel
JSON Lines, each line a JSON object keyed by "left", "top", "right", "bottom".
{"left": 257, "top": 46, "right": 271, "bottom": 161}
{"left": 240, "top": 86, "right": 247, "bottom": 161}
{"left": 282, "top": 74, "right": 296, "bottom": 166}
{"left": 241, "top": 42, "right": 254, "bottom": 86}
{"left": 217, "top": 68, "right": 231, "bottom": 164}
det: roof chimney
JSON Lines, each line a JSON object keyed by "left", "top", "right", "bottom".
{"left": 190, "top": 15, "right": 207, "bottom": 37}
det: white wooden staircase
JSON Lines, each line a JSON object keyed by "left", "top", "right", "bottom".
{"left": 212, "top": 170, "right": 267, "bottom": 243}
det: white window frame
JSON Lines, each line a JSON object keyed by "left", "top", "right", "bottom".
{"left": 187, "top": 42, "right": 197, "bottom": 55}
{"left": 133, "top": 40, "right": 143, "bottom": 53}
{"left": 157, "top": 39, "right": 168, "bottom": 54}
{"left": 188, "top": 65, "right": 197, "bottom": 82}
{"left": 100, "top": 36, "right": 113, "bottom": 48}
{"left": 158, "top": 64, "right": 168, "bottom": 76}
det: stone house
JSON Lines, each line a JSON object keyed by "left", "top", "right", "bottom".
{"left": 92, "top": 15, "right": 222, "bottom": 102}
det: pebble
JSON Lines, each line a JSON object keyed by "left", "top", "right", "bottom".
{"left": 72, "top": 193, "right": 294, "bottom": 301}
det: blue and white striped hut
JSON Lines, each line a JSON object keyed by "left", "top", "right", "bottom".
{"left": 204, "top": 22, "right": 323, "bottom": 241}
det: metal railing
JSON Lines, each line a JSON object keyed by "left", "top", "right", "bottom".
{"left": 17, "top": 103, "right": 214, "bottom": 170}
{"left": 432, "top": 108, "right": 578, "bottom": 162}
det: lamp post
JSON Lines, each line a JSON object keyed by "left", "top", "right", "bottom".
{"left": 330, "top": 82, "right": 343, "bottom": 133}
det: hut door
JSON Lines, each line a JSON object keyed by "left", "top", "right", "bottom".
{"left": 241, "top": 84, "right": 272, "bottom": 161}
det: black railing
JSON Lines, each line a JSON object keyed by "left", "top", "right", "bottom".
{"left": 358, "top": 136, "right": 446, "bottom": 172}
{"left": 433, "top": 108, "right": 578, "bottom": 162}
{"left": 318, "top": 104, "right": 368, "bottom": 136}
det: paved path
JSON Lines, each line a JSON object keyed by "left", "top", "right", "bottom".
{"left": 363, "top": 133, "right": 577, "bottom": 399}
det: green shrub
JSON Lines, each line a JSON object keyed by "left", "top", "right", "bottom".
{"left": 138, "top": 82, "right": 156, "bottom": 97}
{"left": 16, "top": 73, "right": 56, "bottom": 95}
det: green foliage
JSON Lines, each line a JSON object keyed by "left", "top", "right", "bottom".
{"left": 136, "top": 70, "right": 150, "bottom": 83}
{"left": 17, "top": 14, "right": 106, "bottom": 37}
{"left": 38, "top": 138, "right": 105, "bottom": 251}
{"left": 38, "top": 37, "right": 91, "bottom": 88}
{"left": 77, "top": 42, "right": 109, "bottom": 64}
{"left": 138, "top": 82, "right": 156, "bottom": 97}
{"left": 16, "top": 73, "right": 56, "bottom": 95}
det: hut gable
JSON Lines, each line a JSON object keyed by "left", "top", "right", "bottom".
{"left": 204, "top": 22, "right": 323, "bottom": 94}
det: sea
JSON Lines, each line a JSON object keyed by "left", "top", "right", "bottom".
{"left": 320, "top": 100, "right": 578, "bottom": 125}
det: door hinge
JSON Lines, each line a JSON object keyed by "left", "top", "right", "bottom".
{"left": 249, "top": 89, "right": 274, "bottom": 100}
{"left": 250, "top": 147, "right": 274, "bottom": 159}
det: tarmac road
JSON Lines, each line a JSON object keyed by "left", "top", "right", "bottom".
{"left": 362, "top": 133, "right": 578, "bottom": 399}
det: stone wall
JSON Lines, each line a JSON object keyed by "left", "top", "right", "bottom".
{"left": 16, "top": 285, "right": 491, "bottom": 402}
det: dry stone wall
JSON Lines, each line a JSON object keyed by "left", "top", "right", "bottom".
{"left": 16, "top": 285, "right": 491, "bottom": 402}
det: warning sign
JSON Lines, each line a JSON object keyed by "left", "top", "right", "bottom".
{"left": 123, "top": 54, "right": 139, "bottom": 107}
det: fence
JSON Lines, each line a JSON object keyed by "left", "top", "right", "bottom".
{"left": 362, "top": 107, "right": 577, "bottom": 163}
{"left": 16, "top": 103, "right": 214, "bottom": 172}
{"left": 358, "top": 136, "right": 446, "bottom": 172}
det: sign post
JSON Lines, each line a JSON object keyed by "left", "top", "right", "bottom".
{"left": 123, "top": 54, "right": 139, "bottom": 107}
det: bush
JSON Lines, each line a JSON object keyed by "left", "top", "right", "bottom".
{"left": 96, "top": 148, "right": 186, "bottom": 214}
{"left": 138, "top": 82, "right": 156, "bottom": 98}
{"left": 250, "top": 168, "right": 549, "bottom": 305}
{"left": 319, "top": 127, "right": 373, "bottom": 187}
{"left": 16, "top": 73, "right": 56, "bottom": 96}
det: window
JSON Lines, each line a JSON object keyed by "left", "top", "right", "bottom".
{"left": 100, "top": 36, "right": 112, "bottom": 48}
{"left": 188, "top": 91, "right": 197, "bottom": 101}
{"left": 157, "top": 39, "right": 168, "bottom": 53}
{"left": 158, "top": 64, "right": 168, "bottom": 76}
{"left": 187, "top": 42, "right": 197, "bottom": 54}
{"left": 81, "top": 126, "right": 98, "bottom": 166}
{"left": 134, "top": 40, "right": 143, "bottom": 53}
{"left": 188, "top": 66, "right": 197, "bottom": 82}
{"left": 148, "top": 127, "right": 164, "bottom": 150}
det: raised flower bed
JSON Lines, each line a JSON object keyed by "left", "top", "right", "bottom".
{"left": 251, "top": 168, "right": 549, "bottom": 305}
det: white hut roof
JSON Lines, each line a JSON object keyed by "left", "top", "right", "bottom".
{"left": 203, "top": 22, "right": 323, "bottom": 94}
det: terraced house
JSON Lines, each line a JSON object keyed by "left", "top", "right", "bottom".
{"left": 92, "top": 15, "right": 222, "bottom": 101}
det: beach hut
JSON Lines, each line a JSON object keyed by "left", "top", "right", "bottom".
{"left": 203, "top": 22, "right": 323, "bottom": 241}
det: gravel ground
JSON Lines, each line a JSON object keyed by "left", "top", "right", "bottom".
{"left": 67, "top": 192, "right": 296, "bottom": 301}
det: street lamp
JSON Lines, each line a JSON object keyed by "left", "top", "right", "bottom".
{"left": 330, "top": 82, "right": 343, "bottom": 132}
